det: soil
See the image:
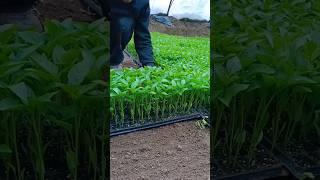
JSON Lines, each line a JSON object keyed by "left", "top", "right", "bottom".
{"left": 121, "top": 50, "right": 139, "bottom": 69}
{"left": 34, "top": 0, "right": 209, "bottom": 37}
{"left": 35, "top": 0, "right": 97, "bottom": 22}
{"left": 149, "top": 16, "right": 210, "bottom": 37}
{"left": 110, "top": 121, "right": 210, "bottom": 180}
{"left": 278, "top": 140, "right": 320, "bottom": 170}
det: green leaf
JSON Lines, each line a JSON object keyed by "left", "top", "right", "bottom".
{"left": 0, "top": 81, "right": 7, "bottom": 88}
{"left": 290, "top": 75, "right": 317, "bottom": 85}
{"left": 302, "top": 172, "right": 315, "bottom": 180}
{"left": 226, "top": 56, "right": 242, "bottom": 74}
{"left": 112, "top": 88, "right": 121, "bottom": 95}
{"left": 264, "top": 30, "right": 274, "bottom": 48}
{"left": 37, "top": 92, "right": 58, "bottom": 103}
{"left": 8, "top": 82, "right": 34, "bottom": 104}
{"left": 233, "top": 11, "right": 245, "bottom": 23}
{"left": 0, "top": 98, "right": 21, "bottom": 111}
{"left": 52, "top": 46, "right": 65, "bottom": 64}
{"left": 0, "top": 24, "right": 15, "bottom": 43}
{"left": 66, "top": 150, "right": 77, "bottom": 172}
{"left": 311, "top": 47, "right": 320, "bottom": 61}
{"left": 171, "top": 80, "right": 177, "bottom": 86}
{"left": 95, "top": 54, "right": 107, "bottom": 69}
{"left": 51, "top": 119, "right": 72, "bottom": 131}
{"left": 161, "top": 92, "right": 169, "bottom": 96}
{"left": 219, "top": 83, "right": 249, "bottom": 106}
{"left": 79, "top": 84, "right": 97, "bottom": 95}
{"left": 17, "top": 32, "right": 45, "bottom": 45}
{"left": 293, "top": 86, "right": 312, "bottom": 93}
{"left": 0, "top": 144, "right": 12, "bottom": 158}
{"left": 295, "top": 35, "right": 309, "bottom": 49}
{"left": 60, "top": 49, "right": 79, "bottom": 65}
{"left": 31, "top": 53, "right": 58, "bottom": 75}
{"left": 67, "top": 50, "right": 94, "bottom": 85}
{"left": 249, "top": 64, "right": 275, "bottom": 74}
{"left": 256, "top": 131, "right": 264, "bottom": 146}
{"left": 14, "top": 45, "right": 41, "bottom": 61}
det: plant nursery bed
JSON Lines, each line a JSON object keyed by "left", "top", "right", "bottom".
{"left": 212, "top": 144, "right": 289, "bottom": 180}
{"left": 110, "top": 121, "right": 210, "bottom": 180}
{"left": 0, "top": 20, "right": 108, "bottom": 179}
{"left": 0, "top": 126, "right": 106, "bottom": 180}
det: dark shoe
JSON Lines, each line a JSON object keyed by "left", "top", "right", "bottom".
{"left": 0, "top": 8, "right": 43, "bottom": 31}
{"left": 143, "top": 63, "right": 155, "bottom": 67}
{"left": 110, "top": 64, "right": 122, "bottom": 70}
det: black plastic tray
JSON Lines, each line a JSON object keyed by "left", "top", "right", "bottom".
{"left": 110, "top": 113, "right": 203, "bottom": 137}
{"left": 262, "top": 137, "right": 320, "bottom": 179}
{"left": 212, "top": 164, "right": 290, "bottom": 180}
{"left": 211, "top": 143, "right": 291, "bottom": 180}
{"left": 244, "top": 124, "right": 320, "bottom": 179}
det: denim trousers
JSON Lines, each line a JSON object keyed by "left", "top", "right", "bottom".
{"left": 110, "top": 14, "right": 154, "bottom": 66}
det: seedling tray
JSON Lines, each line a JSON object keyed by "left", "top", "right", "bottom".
{"left": 212, "top": 164, "right": 289, "bottom": 180}
{"left": 211, "top": 137, "right": 289, "bottom": 180}
{"left": 110, "top": 113, "right": 203, "bottom": 137}
{"left": 262, "top": 138, "right": 320, "bottom": 179}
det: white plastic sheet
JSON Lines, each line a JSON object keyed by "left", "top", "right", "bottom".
{"left": 150, "top": 0, "right": 210, "bottom": 21}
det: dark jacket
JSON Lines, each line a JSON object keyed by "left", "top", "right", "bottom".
{"left": 100, "top": 0, "right": 149, "bottom": 18}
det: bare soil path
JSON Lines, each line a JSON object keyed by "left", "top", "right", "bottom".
{"left": 110, "top": 121, "right": 210, "bottom": 180}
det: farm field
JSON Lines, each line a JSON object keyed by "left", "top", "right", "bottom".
{"left": 212, "top": 0, "right": 320, "bottom": 179}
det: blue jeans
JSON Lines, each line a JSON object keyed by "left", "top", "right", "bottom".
{"left": 110, "top": 15, "right": 154, "bottom": 66}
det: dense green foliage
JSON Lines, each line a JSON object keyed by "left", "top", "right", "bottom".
{"left": 111, "top": 33, "right": 210, "bottom": 128}
{"left": 213, "top": 0, "right": 320, "bottom": 164}
{"left": 0, "top": 19, "right": 108, "bottom": 179}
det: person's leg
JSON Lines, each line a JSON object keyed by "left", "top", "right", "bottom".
{"left": 110, "top": 18, "right": 123, "bottom": 66}
{"left": 134, "top": 7, "right": 155, "bottom": 67}
{"left": 110, "top": 16, "right": 135, "bottom": 66}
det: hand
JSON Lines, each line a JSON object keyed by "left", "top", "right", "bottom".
{"left": 122, "top": 0, "right": 133, "bottom": 3}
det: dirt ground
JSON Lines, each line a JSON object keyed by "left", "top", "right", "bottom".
{"left": 35, "top": 0, "right": 209, "bottom": 37}
{"left": 35, "top": 0, "right": 97, "bottom": 22}
{"left": 149, "top": 16, "right": 210, "bottom": 37}
{"left": 110, "top": 121, "right": 210, "bottom": 180}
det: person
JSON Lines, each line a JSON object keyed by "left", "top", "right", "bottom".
{"left": 101, "top": 0, "right": 155, "bottom": 69}
{"left": 0, "top": 0, "right": 43, "bottom": 31}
